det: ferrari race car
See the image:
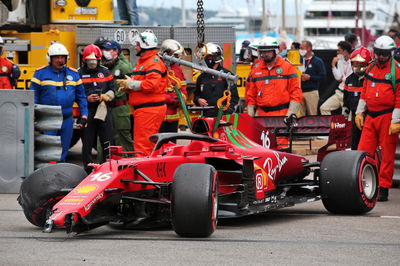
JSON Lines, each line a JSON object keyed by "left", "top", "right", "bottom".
{"left": 18, "top": 113, "right": 379, "bottom": 237}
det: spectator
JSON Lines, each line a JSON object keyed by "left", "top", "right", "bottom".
{"left": 344, "top": 32, "right": 359, "bottom": 49}
{"left": 239, "top": 40, "right": 250, "bottom": 62}
{"left": 278, "top": 40, "right": 288, "bottom": 58}
{"left": 355, "top": 36, "right": 400, "bottom": 201}
{"left": 299, "top": 40, "right": 326, "bottom": 116}
{"left": 78, "top": 44, "right": 115, "bottom": 173}
{"left": 95, "top": 39, "right": 134, "bottom": 155}
{"left": 388, "top": 29, "right": 400, "bottom": 47}
{"left": 158, "top": 39, "right": 188, "bottom": 137}
{"left": 0, "top": 35, "right": 20, "bottom": 89}
{"left": 116, "top": 30, "right": 167, "bottom": 155}
{"left": 244, "top": 42, "right": 260, "bottom": 108}
{"left": 194, "top": 42, "right": 239, "bottom": 117}
{"left": 117, "top": 0, "right": 139, "bottom": 25}
{"left": 320, "top": 41, "right": 352, "bottom": 115}
{"left": 291, "top": 42, "right": 300, "bottom": 50}
{"left": 246, "top": 36, "right": 302, "bottom": 117}
{"left": 342, "top": 46, "right": 371, "bottom": 150}
{"left": 242, "top": 42, "right": 259, "bottom": 64}
{"left": 30, "top": 43, "right": 88, "bottom": 162}
{"left": 394, "top": 46, "right": 400, "bottom": 62}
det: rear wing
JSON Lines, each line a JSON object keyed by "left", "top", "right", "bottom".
{"left": 222, "top": 114, "right": 351, "bottom": 161}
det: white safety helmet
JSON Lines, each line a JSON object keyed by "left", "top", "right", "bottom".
{"left": 129, "top": 29, "right": 158, "bottom": 49}
{"left": 248, "top": 43, "right": 259, "bottom": 57}
{"left": 373, "top": 35, "right": 396, "bottom": 51}
{"left": 203, "top": 42, "right": 224, "bottom": 63}
{"left": 46, "top": 43, "right": 69, "bottom": 63}
{"left": 0, "top": 36, "right": 3, "bottom": 56}
{"left": 258, "top": 36, "right": 279, "bottom": 54}
{"left": 158, "top": 39, "right": 185, "bottom": 57}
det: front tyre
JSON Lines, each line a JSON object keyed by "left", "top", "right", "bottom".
{"left": 171, "top": 163, "right": 218, "bottom": 237}
{"left": 320, "top": 150, "right": 378, "bottom": 214}
{"left": 18, "top": 163, "right": 87, "bottom": 227}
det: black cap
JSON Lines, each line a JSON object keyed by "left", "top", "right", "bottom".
{"left": 94, "top": 36, "right": 109, "bottom": 49}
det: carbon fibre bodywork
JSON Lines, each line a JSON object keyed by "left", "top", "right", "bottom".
{"left": 20, "top": 114, "right": 376, "bottom": 236}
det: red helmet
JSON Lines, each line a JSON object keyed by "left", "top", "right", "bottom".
{"left": 350, "top": 46, "right": 371, "bottom": 63}
{"left": 82, "top": 44, "right": 102, "bottom": 60}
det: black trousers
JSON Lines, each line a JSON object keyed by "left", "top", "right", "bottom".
{"left": 82, "top": 109, "right": 113, "bottom": 169}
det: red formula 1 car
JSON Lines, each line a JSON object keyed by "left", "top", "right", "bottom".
{"left": 19, "top": 113, "right": 379, "bottom": 237}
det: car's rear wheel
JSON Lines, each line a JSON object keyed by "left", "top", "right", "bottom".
{"left": 171, "top": 163, "right": 218, "bottom": 237}
{"left": 320, "top": 150, "right": 378, "bottom": 214}
{"left": 18, "top": 163, "right": 87, "bottom": 227}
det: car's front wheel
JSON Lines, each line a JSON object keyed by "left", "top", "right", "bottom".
{"left": 171, "top": 163, "right": 218, "bottom": 237}
{"left": 18, "top": 163, "right": 87, "bottom": 227}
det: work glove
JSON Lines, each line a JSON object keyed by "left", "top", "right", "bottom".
{"left": 247, "top": 105, "right": 256, "bottom": 117}
{"left": 77, "top": 116, "right": 88, "bottom": 128}
{"left": 116, "top": 75, "right": 141, "bottom": 92}
{"left": 342, "top": 106, "right": 350, "bottom": 120}
{"left": 100, "top": 94, "right": 111, "bottom": 102}
{"left": 389, "top": 122, "right": 400, "bottom": 135}
{"left": 355, "top": 114, "right": 364, "bottom": 130}
{"left": 286, "top": 101, "right": 301, "bottom": 117}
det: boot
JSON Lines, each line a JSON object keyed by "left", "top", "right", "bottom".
{"left": 378, "top": 187, "right": 389, "bottom": 202}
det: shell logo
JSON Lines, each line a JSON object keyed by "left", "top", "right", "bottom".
{"left": 76, "top": 185, "right": 97, "bottom": 194}
{"left": 64, "top": 198, "right": 84, "bottom": 202}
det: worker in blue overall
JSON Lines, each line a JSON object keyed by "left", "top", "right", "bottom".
{"left": 30, "top": 43, "right": 88, "bottom": 162}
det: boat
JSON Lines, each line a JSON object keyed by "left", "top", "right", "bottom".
{"left": 303, "top": 0, "right": 398, "bottom": 49}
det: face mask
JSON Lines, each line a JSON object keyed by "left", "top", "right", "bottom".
{"left": 102, "top": 50, "right": 113, "bottom": 60}
{"left": 204, "top": 58, "right": 215, "bottom": 68}
{"left": 337, "top": 54, "right": 344, "bottom": 61}
{"left": 86, "top": 60, "right": 98, "bottom": 70}
{"left": 279, "top": 50, "right": 287, "bottom": 57}
{"left": 299, "top": 49, "right": 307, "bottom": 57}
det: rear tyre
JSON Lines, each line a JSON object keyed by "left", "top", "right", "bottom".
{"left": 171, "top": 163, "right": 218, "bottom": 237}
{"left": 18, "top": 163, "right": 87, "bottom": 227}
{"left": 320, "top": 150, "right": 378, "bottom": 214}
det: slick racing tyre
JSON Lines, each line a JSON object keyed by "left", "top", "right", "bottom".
{"left": 320, "top": 150, "right": 378, "bottom": 214}
{"left": 18, "top": 163, "right": 87, "bottom": 227}
{"left": 171, "top": 163, "right": 218, "bottom": 237}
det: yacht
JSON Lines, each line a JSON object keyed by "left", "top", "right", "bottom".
{"left": 205, "top": 0, "right": 248, "bottom": 34}
{"left": 303, "top": 0, "right": 398, "bottom": 49}
{"left": 205, "top": 0, "right": 298, "bottom": 53}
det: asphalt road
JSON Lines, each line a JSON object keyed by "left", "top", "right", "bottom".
{"left": 1, "top": 189, "right": 399, "bottom": 265}
{"left": 1, "top": 141, "right": 399, "bottom": 265}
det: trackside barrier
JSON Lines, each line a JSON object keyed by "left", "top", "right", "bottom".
{"left": 0, "top": 90, "right": 34, "bottom": 193}
{"left": 34, "top": 104, "right": 63, "bottom": 169}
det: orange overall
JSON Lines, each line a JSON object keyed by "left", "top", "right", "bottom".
{"left": 357, "top": 60, "right": 400, "bottom": 188}
{"left": 246, "top": 56, "right": 302, "bottom": 116}
{"left": 128, "top": 50, "right": 168, "bottom": 155}
{"left": 0, "top": 57, "right": 13, "bottom": 89}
